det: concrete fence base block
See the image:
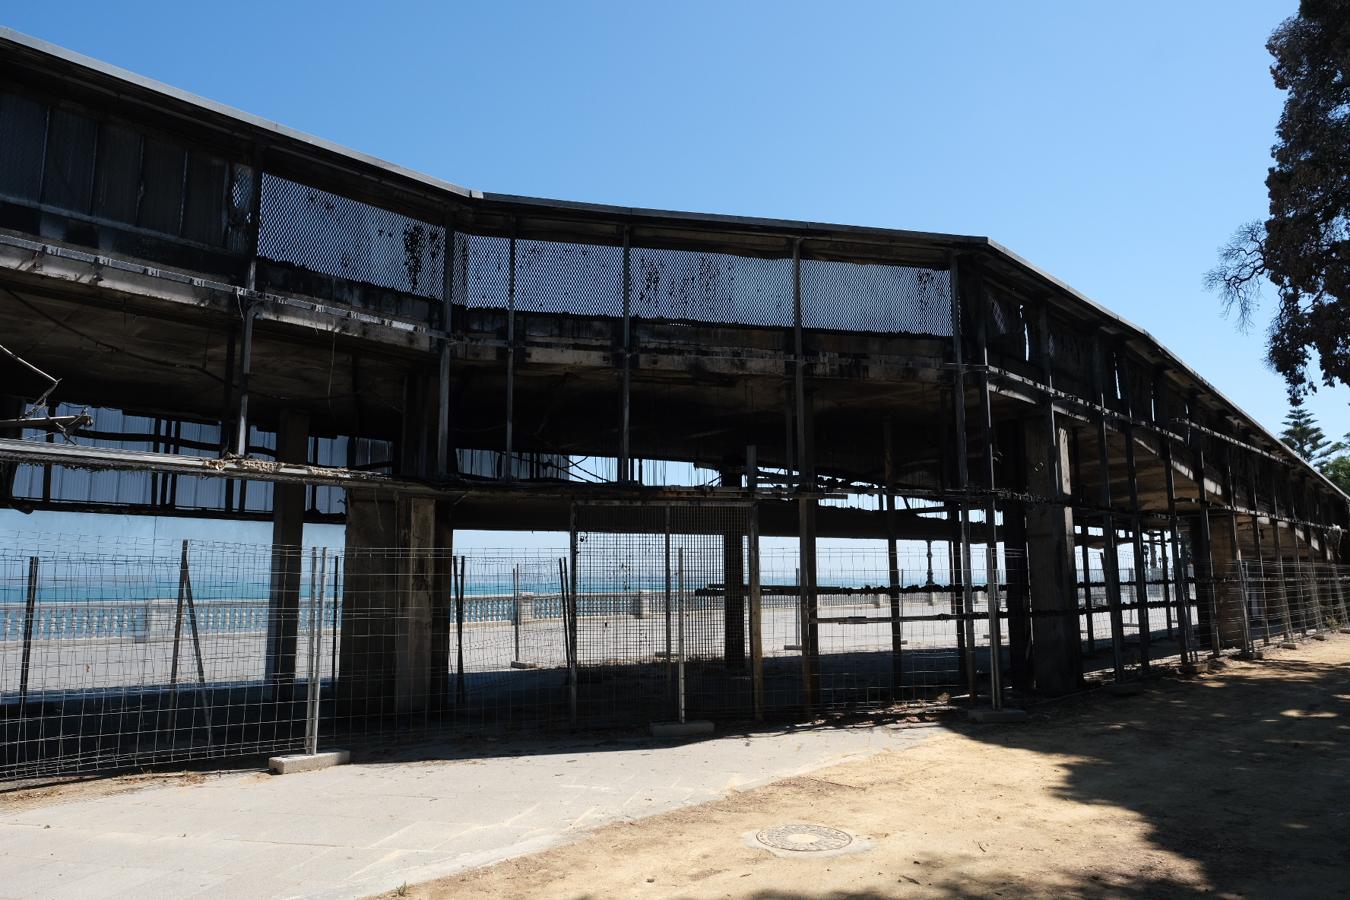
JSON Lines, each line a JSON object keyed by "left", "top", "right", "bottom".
{"left": 1312, "top": 633, "right": 1329, "bottom": 641}
{"left": 268, "top": 750, "right": 350, "bottom": 775}
{"left": 1339, "top": 628, "right": 1350, "bottom": 635}
{"left": 1279, "top": 641, "right": 1300, "bottom": 650}
{"left": 650, "top": 720, "right": 714, "bottom": 738}
{"left": 509, "top": 661, "right": 539, "bottom": 669}
{"left": 1106, "top": 681, "right": 1146, "bottom": 696}
{"left": 967, "top": 708, "right": 1027, "bottom": 724}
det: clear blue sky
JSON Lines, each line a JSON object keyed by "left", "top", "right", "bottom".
{"left": 5, "top": 2, "right": 1344, "bottom": 445}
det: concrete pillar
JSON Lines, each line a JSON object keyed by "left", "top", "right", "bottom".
{"left": 265, "top": 408, "right": 309, "bottom": 700}
{"left": 338, "top": 491, "right": 446, "bottom": 719}
{"left": 998, "top": 419, "right": 1032, "bottom": 693}
{"left": 1023, "top": 419, "right": 1083, "bottom": 695}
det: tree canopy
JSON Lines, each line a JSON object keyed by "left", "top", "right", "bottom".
{"left": 1207, "top": 0, "right": 1350, "bottom": 394}
{"left": 1281, "top": 395, "right": 1332, "bottom": 463}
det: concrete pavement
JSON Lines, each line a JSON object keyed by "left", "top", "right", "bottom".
{"left": 0, "top": 721, "right": 938, "bottom": 900}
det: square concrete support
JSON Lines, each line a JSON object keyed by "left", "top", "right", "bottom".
{"left": 337, "top": 492, "right": 446, "bottom": 719}
{"left": 1023, "top": 420, "right": 1083, "bottom": 695}
{"left": 265, "top": 408, "right": 309, "bottom": 700}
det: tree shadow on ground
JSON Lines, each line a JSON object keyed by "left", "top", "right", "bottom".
{"left": 742, "top": 650, "right": 1350, "bottom": 899}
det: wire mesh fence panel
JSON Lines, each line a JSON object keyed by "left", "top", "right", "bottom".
{"left": 0, "top": 539, "right": 334, "bottom": 780}
{"left": 445, "top": 553, "right": 573, "bottom": 729}
{"left": 572, "top": 504, "right": 752, "bottom": 724}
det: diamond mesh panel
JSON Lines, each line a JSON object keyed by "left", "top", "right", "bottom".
{"left": 258, "top": 174, "right": 445, "bottom": 299}
{"left": 629, "top": 247, "right": 793, "bottom": 327}
{"left": 452, "top": 232, "right": 510, "bottom": 309}
{"left": 800, "top": 258, "right": 952, "bottom": 336}
{"left": 515, "top": 239, "right": 623, "bottom": 316}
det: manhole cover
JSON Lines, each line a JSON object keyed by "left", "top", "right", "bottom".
{"left": 755, "top": 823, "right": 853, "bottom": 853}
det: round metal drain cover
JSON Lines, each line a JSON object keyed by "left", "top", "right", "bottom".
{"left": 755, "top": 823, "right": 853, "bottom": 853}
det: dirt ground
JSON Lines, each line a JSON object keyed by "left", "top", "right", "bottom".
{"left": 385, "top": 636, "right": 1350, "bottom": 900}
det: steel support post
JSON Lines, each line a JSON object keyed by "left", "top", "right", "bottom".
{"left": 748, "top": 493, "right": 764, "bottom": 720}
{"left": 883, "top": 421, "right": 904, "bottom": 697}
{"left": 1072, "top": 432, "right": 1096, "bottom": 654}
{"left": 1091, "top": 336, "right": 1126, "bottom": 680}
{"left": 1115, "top": 345, "right": 1151, "bottom": 669}
{"left": 972, "top": 272, "right": 1003, "bottom": 708}
{"left": 947, "top": 253, "right": 978, "bottom": 701}
{"left": 436, "top": 216, "right": 454, "bottom": 479}
{"left": 1188, "top": 398, "right": 1221, "bottom": 656}
{"left": 504, "top": 228, "right": 516, "bottom": 480}
{"left": 1157, "top": 373, "right": 1193, "bottom": 664}
{"left": 792, "top": 240, "right": 819, "bottom": 711}
{"left": 619, "top": 229, "right": 631, "bottom": 482}
{"left": 1245, "top": 455, "right": 1269, "bottom": 645}
{"left": 233, "top": 304, "right": 255, "bottom": 456}
{"left": 1222, "top": 447, "right": 1254, "bottom": 654}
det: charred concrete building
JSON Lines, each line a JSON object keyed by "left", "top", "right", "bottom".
{"left": 1, "top": 31, "right": 1347, "bottom": 777}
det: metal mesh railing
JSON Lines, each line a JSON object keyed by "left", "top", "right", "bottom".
{"left": 258, "top": 173, "right": 446, "bottom": 299}
{"left": 800, "top": 257, "right": 951, "bottom": 336}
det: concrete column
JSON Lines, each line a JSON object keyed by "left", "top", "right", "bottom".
{"left": 338, "top": 491, "right": 445, "bottom": 719}
{"left": 1023, "top": 419, "right": 1083, "bottom": 695}
{"left": 265, "top": 408, "right": 309, "bottom": 700}
{"left": 997, "top": 420, "right": 1031, "bottom": 693}
{"left": 395, "top": 496, "right": 437, "bottom": 714}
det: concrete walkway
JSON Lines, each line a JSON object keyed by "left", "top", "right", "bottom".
{"left": 0, "top": 722, "right": 937, "bottom": 900}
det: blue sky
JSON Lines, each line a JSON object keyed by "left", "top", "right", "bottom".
{"left": 2, "top": 1, "right": 1344, "bottom": 544}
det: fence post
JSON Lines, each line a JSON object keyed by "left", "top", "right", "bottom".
{"left": 455, "top": 555, "right": 467, "bottom": 705}
{"left": 171, "top": 541, "right": 189, "bottom": 690}
{"left": 677, "top": 546, "right": 686, "bottom": 725}
{"left": 305, "top": 548, "right": 326, "bottom": 755}
{"left": 512, "top": 564, "right": 521, "bottom": 663}
{"left": 19, "top": 556, "right": 38, "bottom": 708}
{"left": 748, "top": 503, "right": 764, "bottom": 721}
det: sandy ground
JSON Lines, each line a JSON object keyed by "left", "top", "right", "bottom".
{"left": 385, "top": 636, "right": 1350, "bottom": 900}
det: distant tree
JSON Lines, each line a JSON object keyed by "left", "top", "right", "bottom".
{"left": 1322, "top": 454, "right": 1350, "bottom": 494}
{"left": 1206, "top": 1, "right": 1350, "bottom": 394}
{"left": 1281, "top": 396, "right": 1332, "bottom": 463}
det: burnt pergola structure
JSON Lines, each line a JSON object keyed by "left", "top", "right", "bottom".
{"left": 1, "top": 30, "right": 1347, "bottom": 741}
